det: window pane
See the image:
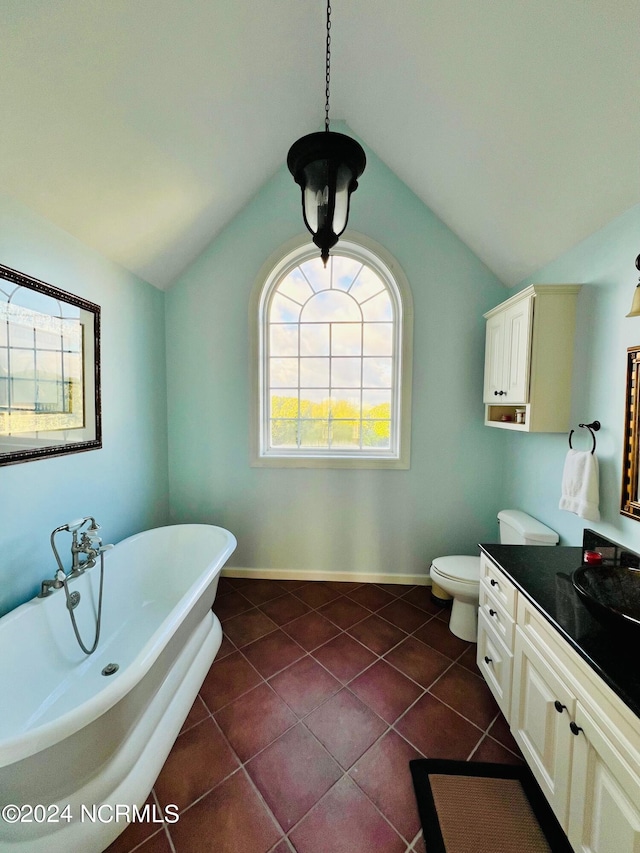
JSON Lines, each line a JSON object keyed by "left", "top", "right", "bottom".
{"left": 35, "top": 325, "right": 61, "bottom": 350}
{"left": 330, "top": 393, "right": 362, "bottom": 419}
{"left": 362, "top": 420, "right": 391, "bottom": 448}
{"left": 349, "top": 267, "right": 385, "bottom": 303}
{"left": 270, "top": 419, "right": 298, "bottom": 447}
{"left": 302, "top": 290, "right": 361, "bottom": 323}
{"left": 331, "top": 419, "right": 360, "bottom": 448}
{"left": 270, "top": 324, "right": 298, "bottom": 357}
{"left": 332, "top": 323, "right": 361, "bottom": 356}
{"left": 8, "top": 322, "right": 34, "bottom": 348}
{"left": 300, "top": 258, "right": 330, "bottom": 293}
{"left": 277, "top": 269, "right": 314, "bottom": 304}
{"left": 299, "top": 419, "right": 329, "bottom": 447}
{"left": 363, "top": 323, "right": 393, "bottom": 356}
{"left": 300, "top": 357, "right": 329, "bottom": 387}
{"left": 271, "top": 395, "right": 299, "bottom": 418}
{"left": 331, "top": 358, "right": 361, "bottom": 387}
{"left": 362, "top": 291, "right": 392, "bottom": 321}
{"left": 62, "top": 320, "right": 82, "bottom": 352}
{"left": 362, "top": 389, "right": 391, "bottom": 417}
{"left": 363, "top": 357, "right": 392, "bottom": 388}
{"left": 332, "top": 257, "right": 364, "bottom": 292}
{"left": 9, "top": 349, "right": 34, "bottom": 380}
{"left": 270, "top": 293, "right": 301, "bottom": 323}
{"left": 300, "top": 324, "right": 330, "bottom": 356}
{"left": 299, "top": 389, "right": 329, "bottom": 417}
{"left": 270, "top": 357, "right": 298, "bottom": 387}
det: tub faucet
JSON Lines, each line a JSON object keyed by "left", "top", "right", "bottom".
{"left": 39, "top": 517, "right": 112, "bottom": 596}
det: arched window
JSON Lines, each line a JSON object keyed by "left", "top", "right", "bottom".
{"left": 251, "top": 236, "right": 412, "bottom": 468}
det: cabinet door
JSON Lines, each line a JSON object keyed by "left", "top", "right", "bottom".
{"left": 483, "top": 312, "right": 506, "bottom": 402}
{"left": 511, "top": 628, "right": 575, "bottom": 828}
{"left": 568, "top": 703, "right": 640, "bottom": 853}
{"left": 502, "top": 296, "right": 533, "bottom": 404}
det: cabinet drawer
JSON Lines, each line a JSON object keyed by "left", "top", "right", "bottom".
{"left": 477, "top": 610, "right": 513, "bottom": 719}
{"left": 480, "top": 554, "right": 516, "bottom": 616}
{"left": 479, "top": 583, "right": 515, "bottom": 649}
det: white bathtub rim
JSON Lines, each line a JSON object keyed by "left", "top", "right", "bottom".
{"left": 0, "top": 524, "right": 236, "bottom": 768}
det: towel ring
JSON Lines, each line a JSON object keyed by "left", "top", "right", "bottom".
{"left": 568, "top": 420, "right": 600, "bottom": 455}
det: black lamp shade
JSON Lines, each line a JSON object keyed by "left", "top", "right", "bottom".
{"left": 287, "top": 131, "right": 366, "bottom": 265}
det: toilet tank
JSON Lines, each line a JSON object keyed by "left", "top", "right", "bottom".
{"left": 497, "top": 510, "right": 558, "bottom": 546}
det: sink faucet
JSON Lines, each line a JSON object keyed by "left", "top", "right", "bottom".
{"left": 38, "top": 517, "right": 113, "bottom": 597}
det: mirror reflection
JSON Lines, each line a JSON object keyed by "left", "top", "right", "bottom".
{"left": 621, "top": 344, "right": 640, "bottom": 520}
{"left": 0, "top": 263, "right": 101, "bottom": 466}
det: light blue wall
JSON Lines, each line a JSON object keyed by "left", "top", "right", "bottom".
{"left": 166, "top": 128, "right": 508, "bottom": 579}
{"left": 0, "top": 194, "right": 169, "bottom": 617}
{"left": 502, "top": 203, "right": 640, "bottom": 551}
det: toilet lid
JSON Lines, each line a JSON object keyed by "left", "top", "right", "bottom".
{"left": 431, "top": 555, "right": 481, "bottom": 583}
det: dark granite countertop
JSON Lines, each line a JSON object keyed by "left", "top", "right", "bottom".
{"left": 479, "top": 543, "right": 640, "bottom": 719}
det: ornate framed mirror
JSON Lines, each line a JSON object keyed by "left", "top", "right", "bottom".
{"left": 0, "top": 263, "right": 101, "bottom": 466}
{"left": 621, "top": 344, "right": 640, "bottom": 519}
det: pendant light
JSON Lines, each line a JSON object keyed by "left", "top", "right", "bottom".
{"left": 287, "top": 0, "right": 366, "bottom": 266}
{"left": 626, "top": 255, "right": 640, "bottom": 317}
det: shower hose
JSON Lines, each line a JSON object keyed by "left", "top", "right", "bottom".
{"left": 61, "top": 552, "right": 105, "bottom": 655}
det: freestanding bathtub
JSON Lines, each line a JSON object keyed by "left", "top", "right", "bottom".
{"left": 0, "top": 523, "right": 236, "bottom": 853}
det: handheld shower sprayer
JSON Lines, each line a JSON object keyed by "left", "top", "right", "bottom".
{"left": 43, "top": 516, "right": 113, "bottom": 655}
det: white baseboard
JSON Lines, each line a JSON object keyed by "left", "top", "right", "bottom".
{"left": 221, "top": 566, "right": 432, "bottom": 587}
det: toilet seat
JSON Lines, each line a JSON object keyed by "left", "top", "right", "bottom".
{"left": 431, "top": 555, "right": 480, "bottom": 584}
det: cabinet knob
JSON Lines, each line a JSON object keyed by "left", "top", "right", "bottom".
{"left": 484, "top": 655, "right": 492, "bottom": 665}
{"left": 569, "top": 721, "right": 583, "bottom": 736}
{"left": 490, "top": 579, "right": 499, "bottom": 588}
{"left": 489, "top": 608, "right": 497, "bottom": 617}
{"left": 554, "top": 700, "right": 566, "bottom": 714}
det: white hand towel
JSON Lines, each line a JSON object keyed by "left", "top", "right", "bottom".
{"left": 559, "top": 449, "right": 600, "bottom": 521}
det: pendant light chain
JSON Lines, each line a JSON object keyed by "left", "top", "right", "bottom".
{"left": 324, "top": 1, "right": 331, "bottom": 132}
{"left": 287, "top": 0, "right": 365, "bottom": 264}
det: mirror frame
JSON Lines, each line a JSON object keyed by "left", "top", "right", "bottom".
{"left": 0, "top": 263, "right": 101, "bottom": 466}
{"left": 621, "top": 344, "right": 640, "bottom": 520}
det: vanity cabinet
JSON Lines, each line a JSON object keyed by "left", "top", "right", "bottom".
{"left": 477, "top": 554, "right": 516, "bottom": 717}
{"left": 483, "top": 284, "right": 581, "bottom": 432}
{"left": 478, "top": 553, "right": 640, "bottom": 853}
{"left": 510, "top": 621, "right": 576, "bottom": 826}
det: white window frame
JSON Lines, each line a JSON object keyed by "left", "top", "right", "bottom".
{"left": 250, "top": 232, "right": 413, "bottom": 469}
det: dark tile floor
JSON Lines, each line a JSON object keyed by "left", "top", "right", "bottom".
{"left": 106, "top": 578, "right": 523, "bottom": 853}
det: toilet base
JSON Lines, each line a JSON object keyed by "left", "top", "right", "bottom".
{"left": 430, "top": 581, "right": 453, "bottom": 606}
{"left": 448, "top": 598, "right": 478, "bottom": 642}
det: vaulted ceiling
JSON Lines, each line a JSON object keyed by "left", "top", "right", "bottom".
{"left": 1, "top": 0, "right": 638, "bottom": 290}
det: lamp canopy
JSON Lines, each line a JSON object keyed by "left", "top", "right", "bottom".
{"left": 287, "top": 0, "right": 366, "bottom": 266}
{"left": 626, "top": 254, "right": 640, "bottom": 318}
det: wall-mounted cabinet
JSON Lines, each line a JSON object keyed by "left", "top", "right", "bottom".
{"left": 483, "top": 284, "right": 581, "bottom": 432}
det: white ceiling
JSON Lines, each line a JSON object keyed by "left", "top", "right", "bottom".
{"left": 1, "top": 0, "right": 638, "bottom": 290}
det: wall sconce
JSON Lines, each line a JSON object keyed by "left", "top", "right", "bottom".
{"left": 626, "top": 255, "right": 640, "bottom": 317}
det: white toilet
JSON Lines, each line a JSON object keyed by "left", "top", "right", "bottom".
{"left": 429, "top": 509, "right": 559, "bottom": 642}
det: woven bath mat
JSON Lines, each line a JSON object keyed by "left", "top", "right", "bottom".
{"left": 409, "top": 759, "right": 573, "bottom": 853}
